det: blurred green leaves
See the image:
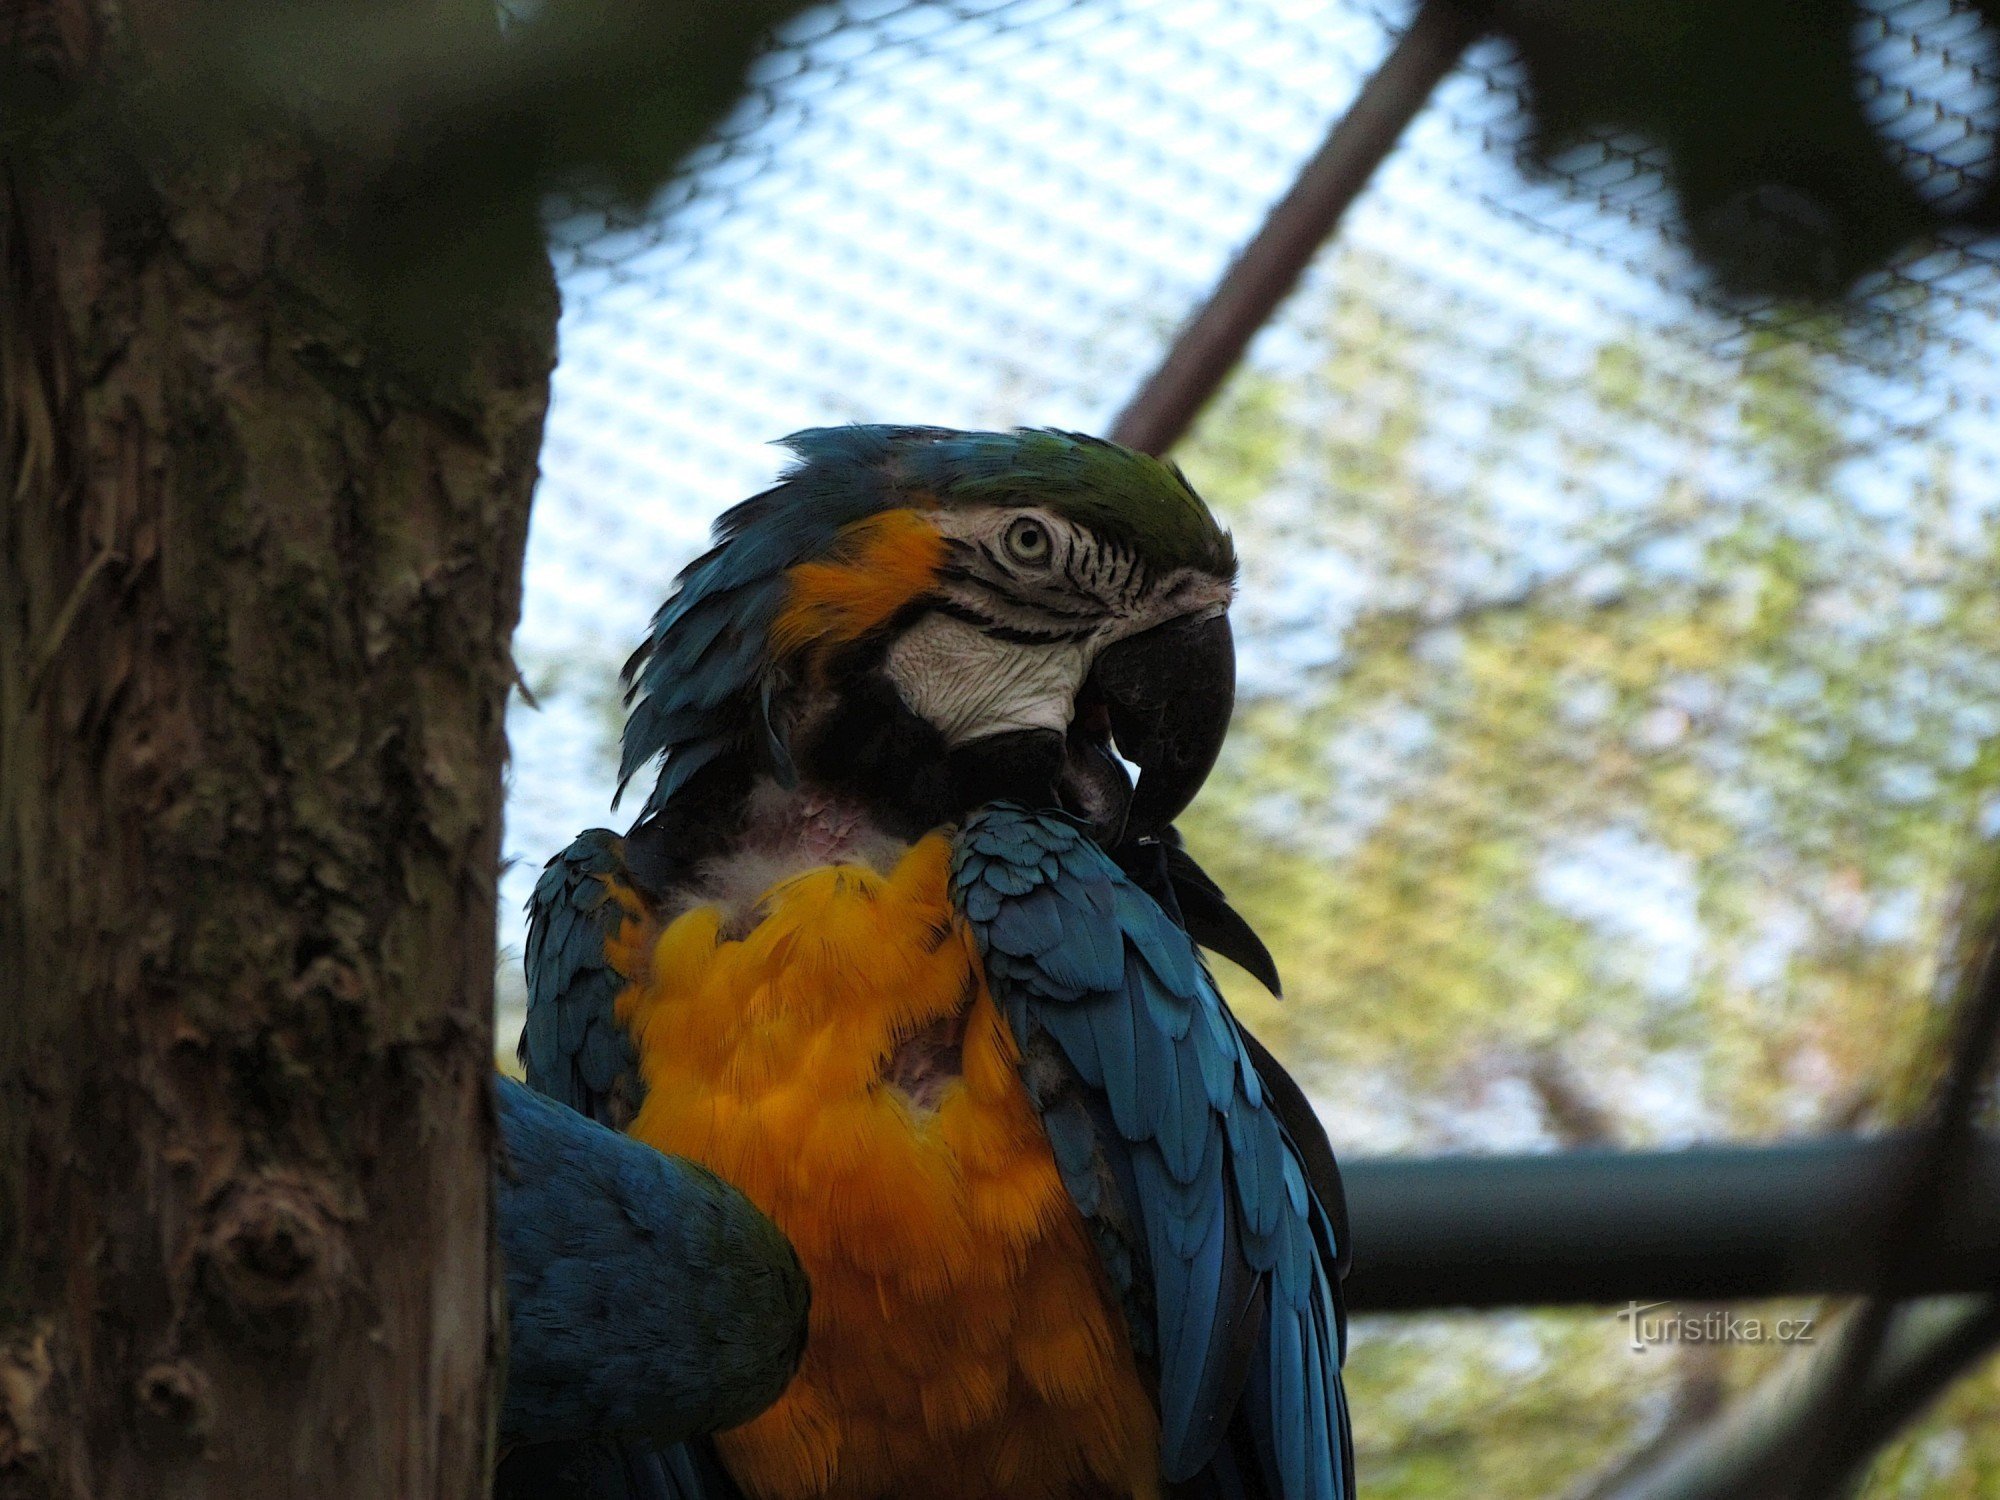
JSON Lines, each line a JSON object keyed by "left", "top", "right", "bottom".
{"left": 1174, "top": 241, "right": 2000, "bottom": 1493}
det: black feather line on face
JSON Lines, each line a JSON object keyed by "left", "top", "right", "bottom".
{"left": 934, "top": 563, "right": 1106, "bottom": 623}
{"left": 925, "top": 597, "right": 1097, "bottom": 644}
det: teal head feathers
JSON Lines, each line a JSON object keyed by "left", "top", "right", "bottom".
{"left": 620, "top": 425, "right": 1238, "bottom": 845}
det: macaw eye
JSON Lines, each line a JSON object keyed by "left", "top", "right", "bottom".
{"left": 1004, "top": 517, "right": 1052, "bottom": 566}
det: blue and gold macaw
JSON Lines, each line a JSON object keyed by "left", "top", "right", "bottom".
{"left": 504, "top": 427, "right": 1352, "bottom": 1500}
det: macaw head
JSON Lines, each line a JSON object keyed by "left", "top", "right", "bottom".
{"left": 619, "top": 425, "right": 1238, "bottom": 847}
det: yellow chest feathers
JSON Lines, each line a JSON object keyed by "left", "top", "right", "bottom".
{"left": 615, "top": 834, "right": 1159, "bottom": 1500}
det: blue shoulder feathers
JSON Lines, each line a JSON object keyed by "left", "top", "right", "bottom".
{"left": 523, "top": 829, "right": 643, "bottom": 1128}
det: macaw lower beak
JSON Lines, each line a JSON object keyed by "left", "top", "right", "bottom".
{"left": 1086, "top": 609, "right": 1236, "bottom": 841}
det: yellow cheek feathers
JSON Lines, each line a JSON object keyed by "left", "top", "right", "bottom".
{"left": 769, "top": 509, "right": 948, "bottom": 664}
{"left": 616, "top": 836, "right": 1160, "bottom": 1500}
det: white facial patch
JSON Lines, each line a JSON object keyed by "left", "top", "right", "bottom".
{"left": 883, "top": 612, "right": 1092, "bottom": 746}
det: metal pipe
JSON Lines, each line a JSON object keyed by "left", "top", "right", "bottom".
{"left": 1107, "top": 0, "right": 1486, "bottom": 457}
{"left": 1341, "top": 1132, "right": 2000, "bottom": 1313}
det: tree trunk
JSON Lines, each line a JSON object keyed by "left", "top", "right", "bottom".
{"left": 0, "top": 5, "right": 557, "bottom": 1495}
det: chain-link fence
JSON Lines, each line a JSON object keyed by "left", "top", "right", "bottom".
{"left": 501, "top": 1, "right": 2000, "bottom": 1492}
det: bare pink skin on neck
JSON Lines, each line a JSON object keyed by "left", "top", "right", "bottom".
{"left": 750, "top": 785, "right": 874, "bottom": 865}
{"left": 673, "top": 778, "right": 910, "bottom": 935}
{"left": 670, "top": 778, "right": 969, "bottom": 1104}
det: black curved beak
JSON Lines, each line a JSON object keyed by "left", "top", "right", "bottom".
{"left": 1090, "top": 610, "right": 1235, "bottom": 840}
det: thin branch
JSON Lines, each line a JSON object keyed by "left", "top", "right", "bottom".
{"left": 1556, "top": 865, "right": 2000, "bottom": 1500}
{"left": 1599, "top": 1297, "right": 2000, "bottom": 1500}
{"left": 1785, "top": 873, "right": 2000, "bottom": 1497}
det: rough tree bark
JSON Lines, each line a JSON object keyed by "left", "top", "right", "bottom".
{"left": 0, "top": 4, "right": 556, "bottom": 1495}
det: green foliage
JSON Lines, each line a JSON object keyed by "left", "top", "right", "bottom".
{"left": 1866, "top": 1363, "right": 2000, "bottom": 1497}
{"left": 1176, "top": 243, "right": 2000, "bottom": 1494}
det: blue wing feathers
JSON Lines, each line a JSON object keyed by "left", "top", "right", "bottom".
{"left": 1152, "top": 1025, "right": 1199, "bottom": 1178}
{"left": 492, "top": 1080, "right": 806, "bottom": 1470}
{"left": 1231, "top": 1108, "right": 1286, "bottom": 1242}
{"left": 1281, "top": 1153, "right": 1310, "bottom": 1222}
{"left": 999, "top": 880, "right": 1065, "bottom": 951}
{"left": 1140, "top": 958, "right": 1197, "bottom": 1043}
{"left": 522, "top": 830, "right": 643, "bottom": 1129}
{"left": 1195, "top": 1004, "right": 1242, "bottom": 1113}
{"left": 1237, "top": 1034, "right": 1267, "bottom": 1110}
{"left": 1042, "top": 1007, "right": 1105, "bottom": 1092}
{"left": 1270, "top": 1308, "right": 1308, "bottom": 1495}
{"left": 952, "top": 805, "right": 1351, "bottom": 1500}
{"left": 1302, "top": 1310, "right": 1332, "bottom": 1500}
{"left": 981, "top": 859, "right": 1041, "bottom": 898}
{"left": 1040, "top": 1093, "right": 1102, "bottom": 1212}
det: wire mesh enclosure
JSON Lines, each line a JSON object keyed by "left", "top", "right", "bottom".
{"left": 503, "top": 0, "right": 2000, "bottom": 1492}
